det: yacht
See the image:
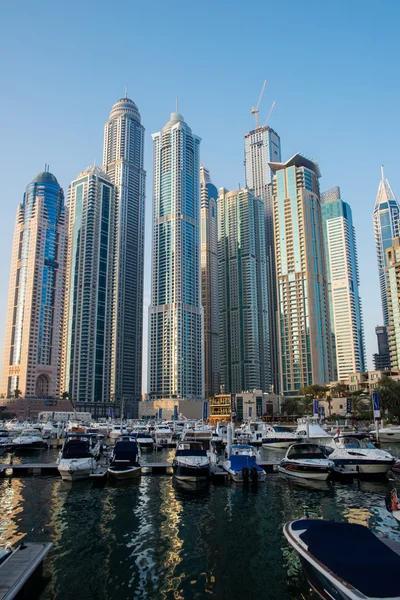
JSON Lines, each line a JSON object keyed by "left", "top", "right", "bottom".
{"left": 10, "top": 428, "right": 47, "bottom": 451}
{"left": 223, "top": 452, "right": 266, "bottom": 484}
{"left": 153, "top": 424, "right": 174, "bottom": 447}
{"left": 326, "top": 435, "right": 395, "bottom": 476}
{"left": 57, "top": 434, "right": 100, "bottom": 481}
{"left": 295, "top": 419, "right": 334, "bottom": 446}
{"left": 225, "top": 444, "right": 260, "bottom": 460}
{"left": 181, "top": 423, "right": 213, "bottom": 444}
{"left": 0, "top": 429, "right": 12, "bottom": 449}
{"left": 108, "top": 440, "right": 141, "bottom": 480}
{"left": 173, "top": 441, "right": 210, "bottom": 481}
{"left": 279, "top": 443, "right": 334, "bottom": 481}
{"left": 371, "top": 425, "right": 400, "bottom": 443}
{"left": 262, "top": 426, "right": 298, "bottom": 449}
{"left": 109, "top": 424, "right": 128, "bottom": 441}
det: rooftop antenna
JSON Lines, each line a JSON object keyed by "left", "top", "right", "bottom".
{"left": 124, "top": 85, "right": 128, "bottom": 99}
{"left": 381, "top": 164, "right": 385, "bottom": 180}
{"left": 263, "top": 100, "right": 276, "bottom": 127}
{"left": 250, "top": 80, "right": 266, "bottom": 129}
{"left": 176, "top": 96, "right": 179, "bottom": 112}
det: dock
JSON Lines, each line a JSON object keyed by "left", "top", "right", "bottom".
{"left": 0, "top": 542, "right": 52, "bottom": 600}
{"left": 142, "top": 462, "right": 173, "bottom": 474}
{"left": 0, "top": 464, "right": 59, "bottom": 477}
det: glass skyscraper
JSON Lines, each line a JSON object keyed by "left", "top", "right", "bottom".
{"left": 271, "top": 154, "right": 332, "bottom": 395}
{"left": 386, "top": 238, "right": 400, "bottom": 368}
{"left": 244, "top": 124, "right": 281, "bottom": 392}
{"left": 149, "top": 112, "right": 204, "bottom": 401}
{"left": 321, "top": 186, "right": 366, "bottom": 380}
{"left": 2, "top": 170, "right": 67, "bottom": 398}
{"left": 373, "top": 166, "right": 399, "bottom": 327}
{"left": 200, "top": 166, "right": 219, "bottom": 397}
{"left": 218, "top": 188, "right": 269, "bottom": 394}
{"left": 103, "top": 97, "right": 146, "bottom": 416}
{"left": 61, "top": 166, "right": 116, "bottom": 415}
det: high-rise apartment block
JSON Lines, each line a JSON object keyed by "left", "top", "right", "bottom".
{"left": 218, "top": 188, "right": 269, "bottom": 394}
{"left": 200, "top": 166, "right": 219, "bottom": 397}
{"left": 149, "top": 112, "right": 204, "bottom": 401}
{"left": 244, "top": 125, "right": 281, "bottom": 392}
{"left": 270, "top": 154, "right": 332, "bottom": 395}
{"left": 61, "top": 166, "right": 116, "bottom": 414}
{"left": 103, "top": 97, "right": 146, "bottom": 415}
{"left": 2, "top": 170, "right": 67, "bottom": 398}
{"left": 386, "top": 238, "right": 400, "bottom": 368}
{"left": 373, "top": 166, "right": 399, "bottom": 327}
{"left": 373, "top": 325, "right": 391, "bottom": 370}
{"left": 321, "top": 186, "right": 365, "bottom": 380}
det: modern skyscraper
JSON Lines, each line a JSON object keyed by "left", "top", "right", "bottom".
{"left": 386, "top": 238, "right": 400, "bottom": 368}
{"left": 321, "top": 186, "right": 366, "bottom": 380}
{"left": 270, "top": 154, "right": 332, "bottom": 395}
{"left": 149, "top": 112, "right": 204, "bottom": 401}
{"left": 218, "top": 188, "right": 269, "bottom": 394}
{"left": 373, "top": 166, "right": 399, "bottom": 326}
{"left": 2, "top": 169, "right": 66, "bottom": 398}
{"left": 200, "top": 165, "right": 219, "bottom": 397}
{"left": 103, "top": 97, "right": 146, "bottom": 416}
{"left": 61, "top": 166, "right": 116, "bottom": 415}
{"left": 244, "top": 125, "right": 281, "bottom": 392}
{"left": 373, "top": 325, "right": 391, "bottom": 370}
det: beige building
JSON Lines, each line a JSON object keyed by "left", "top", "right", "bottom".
{"left": 386, "top": 238, "right": 400, "bottom": 368}
{"left": 1, "top": 170, "right": 66, "bottom": 399}
{"left": 138, "top": 399, "right": 203, "bottom": 420}
{"left": 209, "top": 390, "right": 280, "bottom": 422}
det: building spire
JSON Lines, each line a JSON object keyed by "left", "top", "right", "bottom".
{"left": 176, "top": 96, "right": 179, "bottom": 112}
{"left": 381, "top": 164, "right": 385, "bottom": 181}
{"left": 124, "top": 85, "right": 128, "bottom": 99}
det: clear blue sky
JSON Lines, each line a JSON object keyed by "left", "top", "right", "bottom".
{"left": 1, "top": 0, "right": 399, "bottom": 390}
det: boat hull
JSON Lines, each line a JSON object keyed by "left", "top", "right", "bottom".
{"left": 228, "top": 470, "right": 266, "bottom": 483}
{"left": 108, "top": 466, "right": 141, "bottom": 480}
{"left": 300, "top": 556, "right": 354, "bottom": 600}
{"left": 173, "top": 464, "right": 209, "bottom": 481}
{"left": 58, "top": 458, "right": 96, "bottom": 481}
{"left": 333, "top": 460, "right": 394, "bottom": 476}
{"left": 262, "top": 438, "right": 297, "bottom": 449}
{"left": 279, "top": 465, "right": 330, "bottom": 481}
{"left": 12, "top": 442, "right": 47, "bottom": 452}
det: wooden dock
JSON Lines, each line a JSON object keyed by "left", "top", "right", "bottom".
{"left": 0, "top": 542, "right": 52, "bottom": 600}
{"left": 141, "top": 462, "right": 173, "bottom": 475}
{"left": 0, "top": 464, "right": 59, "bottom": 477}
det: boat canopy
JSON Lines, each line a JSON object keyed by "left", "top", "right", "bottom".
{"left": 287, "top": 444, "right": 326, "bottom": 460}
{"left": 232, "top": 445, "right": 252, "bottom": 450}
{"left": 335, "top": 436, "right": 375, "bottom": 450}
{"left": 114, "top": 441, "right": 139, "bottom": 454}
{"left": 229, "top": 455, "right": 263, "bottom": 472}
{"left": 62, "top": 440, "right": 92, "bottom": 459}
{"left": 292, "top": 519, "right": 400, "bottom": 598}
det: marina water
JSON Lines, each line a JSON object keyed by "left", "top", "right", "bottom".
{"left": 1, "top": 445, "right": 400, "bottom": 600}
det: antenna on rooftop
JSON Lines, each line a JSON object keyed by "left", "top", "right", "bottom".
{"left": 124, "top": 85, "right": 128, "bottom": 99}
{"left": 176, "top": 96, "right": 179, "bottom": 112}
{"left": 381, "top": 164, "right": 385, "bottom": 180}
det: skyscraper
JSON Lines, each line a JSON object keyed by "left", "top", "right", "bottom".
{"left": 2, "top": 169, "right": 66, "bottom": 398}
{"left": 270, "top": 154, "right": 332, "bottom": 395}
{"left": 103, "top": 97, "right": 146, "bottom": 416}
{"left": 386, "top": 238, "right": 400, "bottom": 369}
{"left": 61, "top": 166, "right": 116, "bottom": 415}
{"left": 373, "top": 166, "right": 399, "bottom": 326}
{"left": 373, "top": 325, "right": 391, "bottom": 370}
{"left": 200, "top": 165, "right": 219, "bottom": 397}
{"left": 321, "top": 186, "right": 366, "bottom": 380}
{"left": 149, "top": 112, "right": 204, "bottom": 401}
{"left": 218, "top": 188, "right": 269, "bottom": 394}
{"left": 244, "top": 125, "right": 281, "bottom": 392}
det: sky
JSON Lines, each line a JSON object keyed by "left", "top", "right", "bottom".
{"left": 0, "top": 0, "right": 399, "bottom": 391}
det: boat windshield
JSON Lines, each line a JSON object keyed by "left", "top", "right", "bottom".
{"left": 287, "top": 445, "right": 325, "bottom": 460}
{"left": 339, "top": 437, "right": 375, "bottom": 449}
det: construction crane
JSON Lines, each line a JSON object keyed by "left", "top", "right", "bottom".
{"left": 250, "top": 80, "right": 266, "bottom": 129}
{"left": 263, "top": 100, "right": 276, "bottom": 127}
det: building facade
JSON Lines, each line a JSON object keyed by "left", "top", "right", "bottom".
{"left": 1, "top": 170, "right": 67, "bottom": 399}
{"left": 270, "top": 154, "right": 332, "bottom": 395}
{"left": 386, "top": 238, "right": 400, "bottom": 368}
{"left": 103, "top": 97, "right": 146, "bottom": 415}
{"left": 218, "top": 188, "right": 269, "bottom": 394}
{"left": 148, "top": 112, "right": 204, "bottom": 401}
{"left": 373, "top": 325, "right": 391, "bottom": 370}
{"left": 373, "top": 166, "right": 399, "bottom": 327}
{"left": 244, "top": 125, "right": 281, "bottom": 393}
{"left": 321, "top": 186, "right": 366, "bottom": 380}
{"left": 61, "top": 166, "right": 116, "bottom": 415}
{"left": 200, "top": 165, "right": 219, "bottom": 397}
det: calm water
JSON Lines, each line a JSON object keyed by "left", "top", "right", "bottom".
{"left": 1, "top": 445, "right": 400, "bottom": 600}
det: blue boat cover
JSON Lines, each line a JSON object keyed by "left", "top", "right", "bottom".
{"left": 229, "top": 455, "right": 263, "bottom": 472}
{"left": 293, "top": 519, "right": 400, "bottom": 598}
{"left": 232, "top": 445, "right": 252, "bottom": 450}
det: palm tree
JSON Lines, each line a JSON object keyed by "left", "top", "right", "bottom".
{"left": 13, "top": 388, "right": 21, "bottom": 399}
{"left": 331, "top": 383, "right": 347, "bottom": 398}
{"left": 326, "top": 394, "right": 333, "bottom": 417}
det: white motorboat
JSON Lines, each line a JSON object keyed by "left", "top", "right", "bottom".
{"left": 153, "top": 424, "right": 174, "bottom": 447}
{"left": 279, "top": 443, "right": 334, "bottom": 481}
{"left": 173, "top": 441, "right": 210, "bottom": 481}
{"left": 295, "top": 420, "right": 334, "bottom": 446}
{"left": 181, "top": 423, "right": 213, "bottom": 444}
{"left": 326, "top": 435, "right": 395, "bottom": 476}
{"left": 262, "top": 426, "right": 298, "bottom": 449}
{"left": 10, "top": 428, "right": 47, "bottom": 451}
{"left": 57, "top": 434, "right": 100, "bottom": 481}
{"left": 225, "top": 444, "right": 260, "bottom": 460}
{"left": 0, "top": 429, "right": 12, "bottom": 448}
{"left": 223, "top": 453, "right": 266, "bottom": 483}
{"left": 371, "top": 426, "right": 400, "bottom": 443}
{"left": 42, "top": 422, "right": 59, "bottom": 440}
{"left": 129, "top": 430, "right": 154, "bottom": 450}
{"left": 109, "top": 424, "right": 128, "bottom": 441}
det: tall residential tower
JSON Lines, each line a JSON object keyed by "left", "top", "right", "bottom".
{"left": 244, "top": 125, "right": 281, "bottom": 392}
{"left": 321, "top": 186, "right": 366, "bottom": 380}
{"left": 271, "top": 154, "right": 332, "bottom": 395}
{"left": 149, "top": 112, "right": 204, "bottom": 401}
{"left": 103, "top": 97, "right": 146, "bottom": 416}
{"left": 2, "top": 170, "right": 67, "bottom": 398}
{"left": 200, "top": 166, "right": 219, "bottom": 397}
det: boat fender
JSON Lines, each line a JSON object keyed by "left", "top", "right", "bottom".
{"left": 242, "top": 465, "right": 249, "bottom": 485}
{"left": 250, "top": 465, "right": 258, "bottom": 485}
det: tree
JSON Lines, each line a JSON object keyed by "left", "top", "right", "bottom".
{"left": 374, "top": 378, "right": 400, "bottom": 417}
{"left": 13, "top": 388, "right": 21, "bottom": 399}
{"left": 326, "top": 394, "right": 333, "bottom": 417}
{"left": 282, "top": 397, "right": 300, "bottom": 416}
{"left": 299, "top": 384, "right": 328, "bottom": 399}
{"left": 62, "top": 391, "right": 70, "bottom": 400}
{"left": 331, "top": 383, "right": 348, "bottom": 398}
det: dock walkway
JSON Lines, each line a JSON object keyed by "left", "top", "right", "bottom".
{"left": 0, "top": 542, "right": 52, "bottom": 600}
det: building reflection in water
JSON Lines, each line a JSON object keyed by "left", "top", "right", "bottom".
{"left": 0, "top": 478, "right": 25, "bottom": 547}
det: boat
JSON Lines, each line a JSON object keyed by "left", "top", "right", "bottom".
{"left": 225, "top": 444, "right": 260, "bottom": 460}
{"left": 223, "top": 453, "right": 266, "bottom": 483}
{"left": 386, "top": 489, "right": 400, "bottom": 523}
{"left": 57, "top": 434, "right": 100, "bottom": 481}
{"left": 279, "top": 443, "right": 334, "bottom": 481}
{"left": 153, "top": 424, "right": 174, "bottom": 447}
{"left": 371, "top": 426, "right": 400, "bottom": 443}
{"left": 181, "top": 423, "right": 213, "bottom": 444}
{"left": 262, "top": 425, "right": 298, "bottom": 449}
{"left": 109, "top": 424, "right": 128, "bottom": 441}
{"left": 295, "top": 419, "right": 334, "bottom": 446}
{"left": 130, "top": 430, "right": 154, "bottom": 451}
{"left": 173, "top": 441, "right": 210, "bottom": 481}
{"left": 108, "top": 440, "right": 141, "bottom": 480}
{"left": 326, "top": 435, "right": 395, "bottom": 476}
{"left": 10, "top": 428, "right": 47, "bottom": 451}
{"left": 0, "top": 428, "right": 12, "bottom": 449}
{"left": 284, "top": 518, "right": 400, "bottom": 599}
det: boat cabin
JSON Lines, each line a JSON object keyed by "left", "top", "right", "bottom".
{"left": 175, "top": 442, "right": 207, "bottom": 456}
{"left": 61, "top": 438, "right": 92, "bottom": 459}
{"left": 334, "top": 436, "right": 375, "bottom": 450}
{"left": 111, "top": 441, "right": 140, "bottom": 467}
{"left": 286, "top": 444, "right": 326, "bottom": 460}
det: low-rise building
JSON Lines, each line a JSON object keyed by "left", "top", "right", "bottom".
{"left": 209, "top": 390, "right": 280, "bottom": 422}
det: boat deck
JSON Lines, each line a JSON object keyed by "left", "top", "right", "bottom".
{"left": 0, "top": 542, "right": 52, "bottom": 600}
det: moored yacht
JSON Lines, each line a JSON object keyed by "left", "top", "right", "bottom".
{"left": 57, "top": 434, "right": 100, "bottom": 481}
{"left": 371, "top": 425, "right": 400, "bottom": 443}
{"left": 326, "top": 435, "right": 395, "bottom": 476}
{"left": 109, "top": 424, "right": 128, "bottom": 441}
{"left": 279, "top": 443, "right": 334, "bottom": 481}
{"left": 10, "top": 428, "right": 47, "bottom": 451}
{"left": 153, "top": 424, "right": 174, "bottom": 447}
{"left": 262, "top": 426, "right": 298, "bottom": 449}
{"left": 173, "top": 441, "right": 210, "bottom": 481}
